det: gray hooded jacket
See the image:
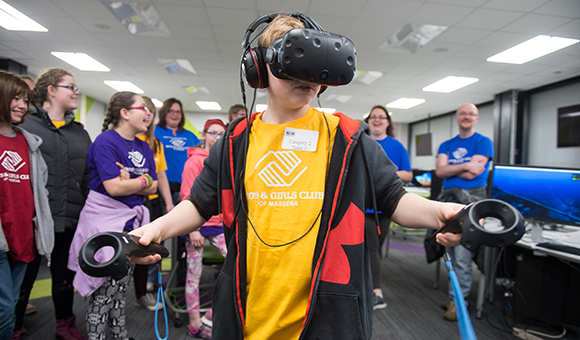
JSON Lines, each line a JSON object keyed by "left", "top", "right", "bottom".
{"left": 0, "top": 126, "right": 54, "bottom": 262}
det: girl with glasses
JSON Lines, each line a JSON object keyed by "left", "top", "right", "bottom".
{"left": 180, "top": 119, "right": 228, "bottom": 339}
{"left": 68, "top": 92, "right": 158, "bottom": 340}
{"left": 20, "top": 67, "right": 91, "bottom": 340}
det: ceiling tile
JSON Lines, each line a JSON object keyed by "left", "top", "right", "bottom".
{"left": 156, "top": 3, "right": 208, "bottom": 24}
{"left": 205, "top": 7, "right": 258, "bottom": 26}
{"left": 534, "top": 0, "right": 580, "bottom": 18}
{"left": 483, "top": 0, "right": 549, "bottom": 11}
{"left": 407, "top": 3, "right": 476, "bottom": 26}
{"left": 435, "top": 26, "right": 493, "bottom": 44}
{"left": 308, "top": 0, "right": 367, "bottom": 17}
{"left": 476, "top": 31, "right": 535, "bottom": 48}
{"left": 455, "top": 8, "right": 526, "bottom": 30}
{"left": 255, "top": 0, "right": 310, "bottom": 13}
{"left": 4, "top": 0, "right": 65, "bottom": 16}
{"left": 548, "top": 19, "right": 580, "bottom": 39}
{"left": 358, "top": 0, "right": 423, "bottom": 20}
{"left": 51, "top": 0, "right": 113, "bottom": 18}
{"left": 501, "top": 13, "right": 572, "bottom": 34}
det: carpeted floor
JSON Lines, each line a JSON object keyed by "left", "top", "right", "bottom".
{"left": 19, "top": 230, "right": 580, "bottom": 339}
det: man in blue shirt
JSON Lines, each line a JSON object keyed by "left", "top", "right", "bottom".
{"left": 435, "top": 103, "right": 493, "bottom": 321}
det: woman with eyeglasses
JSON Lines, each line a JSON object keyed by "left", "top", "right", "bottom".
{"left": 20, "top": 67, "right": 92, "bottom": 340}
{"left": 154, "top": 98, "right": 199, "bottom": 206}
{"left": 363, "top": 105, "right": 412, "bottom": 311}
{"left": 67, "top": 92, "right": 157, "bottom": 340}
{"left": 180, "top": 119, "right": 228, "bottom": 339}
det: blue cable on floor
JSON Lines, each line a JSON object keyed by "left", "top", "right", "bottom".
{"left": 155, "top": 263, "right": 168, "bottom": 340}
{"left": 445, "top": 252, "right": 477, "bottom": 340}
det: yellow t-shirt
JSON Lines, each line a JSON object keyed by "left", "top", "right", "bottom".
{"left": 244, "top": 107, "right": 339, "bottom": 339}
{"left": 136, "top": 134, "right": 167, "bottom": 200}
{"left": 52, "top": 120, "right": 65, "bottom": 128}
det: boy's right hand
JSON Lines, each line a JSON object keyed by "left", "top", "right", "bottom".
{"left": 129, "top": 223, "right": 163, "bottom": 264}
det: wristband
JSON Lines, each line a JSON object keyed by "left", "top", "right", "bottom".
{"left": 138, "top": 176, "right": 147, "bottom": 190}
{"left": 142, "top": 174, "right": 153, "bottom": 189}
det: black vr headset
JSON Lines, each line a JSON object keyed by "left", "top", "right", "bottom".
{"left": 241, "top": 13, "right": 357, "bottom": 90}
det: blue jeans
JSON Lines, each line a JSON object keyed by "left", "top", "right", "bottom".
{"left": 0, "top": 252, "right": 27, "bottom": 340}
{"left": 446, "top": 245, "right": 473, "bottom": 299}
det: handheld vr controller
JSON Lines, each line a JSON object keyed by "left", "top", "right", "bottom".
{"left": 429, "top": 198, "right": 525, "bottom": 251}
{"left": 79, "top": 232, "right": 169, "bottom": 280}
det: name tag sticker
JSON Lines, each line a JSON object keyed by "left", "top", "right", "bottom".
{"left": 281, "top": 128, "right": 319, "bottom": 152}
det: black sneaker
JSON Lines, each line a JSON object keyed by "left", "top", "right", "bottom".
{"left": 373, "top": 293, "right": 387, "bottom": 310}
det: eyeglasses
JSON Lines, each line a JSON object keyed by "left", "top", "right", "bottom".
{"left": 205, "top": 131, "right": 224, "bottom": 138}
{"left": 167, "top": 109, "right": 182, "bottom": 115}
{"left": 127, "top": 106, "right": 152, "bottom": 113}
{"left": 368, "top": 116, "right": 388, "bottom": 120}
{"left": 54, "top": 84, "right": 79, "bottom": 92}
{"left": 457, "top": 112, "right": 478, "bottom": 117}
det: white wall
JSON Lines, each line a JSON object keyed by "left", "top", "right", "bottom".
{"left": 527, "top": 82, "right": 580, "bottom": 168}
{"left": 392, "top": 122, "right": 409, "bottom": 150}
{"left": 408, "top": 103, "right": 494, "bottom": 170}
{"left": 81, "top": 97, "right": 106, "bottom": 141}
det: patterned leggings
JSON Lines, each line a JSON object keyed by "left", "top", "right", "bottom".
{"left": 86, "top": 263, "right": 134, "bottom": 340}
{"left": 185, "top": 234, "right": 227, "bottom": 314}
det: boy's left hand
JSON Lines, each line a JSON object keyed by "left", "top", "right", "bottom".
{"left": 436, "top": 232, "right": 462, "bottom": 247}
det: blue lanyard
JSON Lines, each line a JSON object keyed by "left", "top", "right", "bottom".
{"left": 154, "top": 262, "right": 169, "bottom": 340}
{"left": 445, "top": 252, "right": 477, "bottom": 340}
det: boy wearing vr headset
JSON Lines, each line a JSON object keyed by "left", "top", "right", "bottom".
{"left": 131, "top": 13, "right": 462, "bottom": 340}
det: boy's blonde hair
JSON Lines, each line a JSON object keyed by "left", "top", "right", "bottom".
{"left": 259, "top": 14, "right": 305, "bottom": 48}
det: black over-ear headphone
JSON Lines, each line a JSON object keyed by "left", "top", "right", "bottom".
{"left": 241, "top": 13, "right": 356, "bottom": 91}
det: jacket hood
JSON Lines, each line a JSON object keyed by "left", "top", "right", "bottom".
{"left": 187, "top": 146, "right": 208, "bottom": 158}
{"left": 13, "top": 125, "right": 43, "bottom": 152}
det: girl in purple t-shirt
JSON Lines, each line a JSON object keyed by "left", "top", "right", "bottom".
{"left": 80, "top": 92, "right": 158, "bottom": 340}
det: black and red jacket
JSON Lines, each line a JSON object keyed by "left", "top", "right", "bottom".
{"left": 189, "top": 111, "right": 406, "bottom": 339}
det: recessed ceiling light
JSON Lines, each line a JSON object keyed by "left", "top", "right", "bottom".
{"left": 159, "top": 58, "right": 196, "bottom": 75}
{"left": 51, "top": 52, "right": 110, "bottom": 72}
{"left": 196, "top": 101, "right": 221, "bottom": 111}
{"left": 103, "top": 1, "right": 170, "bottom": 36}
{"left": 183, "top": 86, "right": 210, "bottom": 95}
{"left": 487, "top": 35, "right": 579, "bottom": 65}
{"left": 356, "top": 71, "right": 384, "bottom": 85}
{"left": 0, "top": 0, "right": 48, "bottom": 32}
{"left": 422, "top": 76, "right": 479, "bottom": 93}
{"left": 152, "top": 98, "right": 163, "bottom": 107}
{"left": 103, "top": 80, "right": 144, "bottom": 94}
{"left": 386, "top": 98, "right": 426, "bottom": 109}
{"left": 256, "top": 104, "right": 267, "bottom": 112}
{"left": 380, "top": 23, "right": 448, "bottom": 53}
